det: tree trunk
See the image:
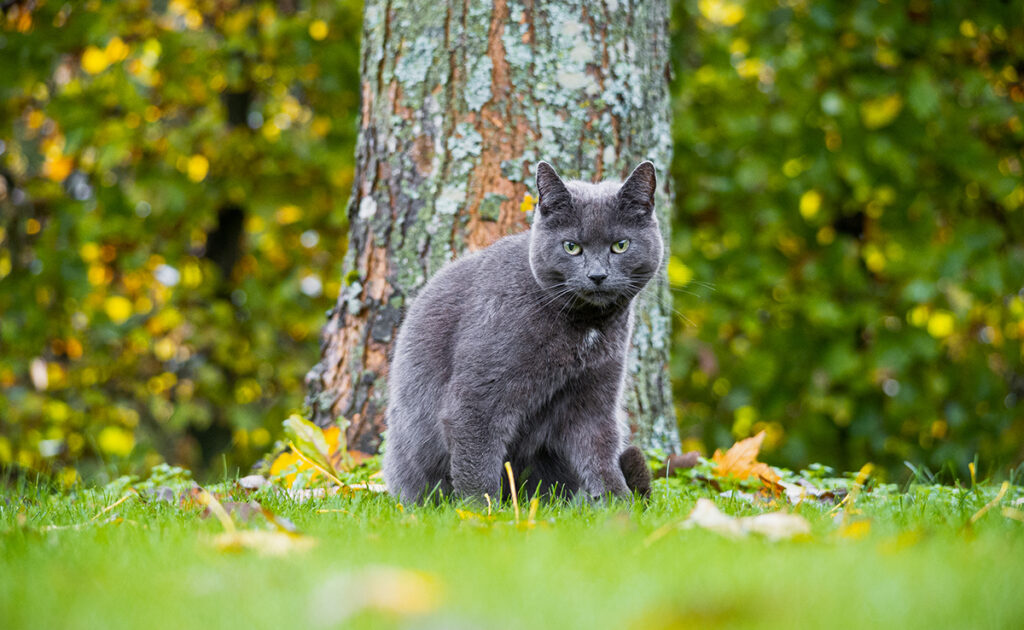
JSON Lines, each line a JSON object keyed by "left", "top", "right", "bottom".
{"left": 305, "top": 0, "right": 681, "bottom": 454}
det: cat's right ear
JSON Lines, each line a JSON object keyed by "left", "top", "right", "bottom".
{"left": 535, "top": 161, "right": 571, "bottom": 216}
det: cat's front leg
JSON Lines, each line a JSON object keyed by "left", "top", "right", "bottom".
{"left": 441, "top": 395, "right": 514, "bottom": 503}
{"left": 561, "top": 415, "right": 630, "bottom": 501}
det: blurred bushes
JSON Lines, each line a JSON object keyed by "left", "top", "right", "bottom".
{"left": 668, "top": 0, "right": 1024, "bottom": 477}
{"left": 2, "top": 0, "right": 1022, "bottom": 482}
{"left": 0, "top": 0, "right": 361, "bottom": 481}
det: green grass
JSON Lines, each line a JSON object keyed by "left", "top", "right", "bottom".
{"left": 2, "top": 473, "right": 1023, "bottom": 630}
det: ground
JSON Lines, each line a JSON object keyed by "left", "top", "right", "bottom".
{"left": 2, "top": 463, "right": 1023, "bottom": 630}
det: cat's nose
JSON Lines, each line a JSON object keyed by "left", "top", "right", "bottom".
{"left": 587, "top": 271, "right": 608, "bottom": 286}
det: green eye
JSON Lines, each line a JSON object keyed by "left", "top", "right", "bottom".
{"left": 611, "top": 239, "right": 630, "bottom": 254}
{"left": 563, "top": 241, "right": 582, "bottom": 255}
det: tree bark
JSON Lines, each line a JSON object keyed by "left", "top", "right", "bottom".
{"left": 305, "top": 0, "right": 681, "bottom": 454}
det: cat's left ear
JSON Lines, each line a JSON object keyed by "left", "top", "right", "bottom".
{"left": 535, "top": 161, "right": 571, "bottom": 216}
{"left": 618, "top": 161, "right": 657, "bottom": 214}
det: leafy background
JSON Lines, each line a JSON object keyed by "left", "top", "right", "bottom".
{"left": 1, "top": 0, "right": 1022, "bottom": 484}
{"left": 668, "top": 0, "right": 1024, "bottom": 478}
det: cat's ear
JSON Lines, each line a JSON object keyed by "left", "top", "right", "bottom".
{"left": 618, "top": 161, "right": 657, "bottom": 214}
{"left": 535, "top": 161, "right": 571, "bottom": 215}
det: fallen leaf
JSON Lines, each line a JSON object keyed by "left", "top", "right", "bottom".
{"left": 838, "top": 519, "right": 872, "bottom": 540}
{"left": 283, "top": 414, "right": 336, "bottom": 474}
{"left": 260, "top": 506, "right": 300, "bottom": 533}
{"left": 711, "top": 432, "right": 782, "bottom": 491}
{"left": 682, "top": 498, "right": 745, "bottom": 537}
{"left": 345, "top": 482, "right": 387, "bottom": 494}
{"left": 309, "top": 567, "right": 443, "bottom": 627}
{"left": 780, "top": 480, "right": 845, "bottom": 506}
{"left": 269, "top": 450, "right": 304, "bottom": 488}
{"left": 287, "top": 487, "right": 336, "bottom": 502}
{"left": 743, "top": 511, "right": 814, "bottom": 541}
{"left": 1002, "top": 507, "right": 1024, "bottom": 523}
{"left": 681, "top": 498, "right": 810, "bottom": 541}
{"left": 210, "top": 530, "right": 316, "bottom": 556}
{"left": 237, "top": 475, "right": 267, "bottom": 490}
{"left": 143, "top": 486, "right": 177, "bottom": 503}
{"left": 200, "top": 501, "right": 263, "bottom": 523}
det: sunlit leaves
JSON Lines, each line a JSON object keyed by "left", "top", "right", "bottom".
{"left": 798, "top": 190, "right": 822, "bottom": 220}
{"left": 185, "top": 154, "right": 209, "bottom": 182}
{"left": 308, "top": 19, "right": 328, "bottom": 41}
{"left": 670, "top": 0, "right": 1024, "bottom": 475}
{"left": 0, "top": 0, "right": 362, "bottom": 479}
{"left": 860, "top": 94, "right": 904, "bottom": 130}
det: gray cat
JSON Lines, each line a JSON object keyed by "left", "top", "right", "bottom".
{"left": 382, "top": 161, "right": 662, "bottom": 504}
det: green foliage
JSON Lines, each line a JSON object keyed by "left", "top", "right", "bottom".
{"left": 0, "top": 0, "right": 362, "bottom": 480}
{"left": 668, "top": 0, "right": 1024, "bottom": 476}
{"left": 3, "top": 0, "right": 1023, "bottom": 483}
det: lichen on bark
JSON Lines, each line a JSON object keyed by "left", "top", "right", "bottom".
{"left": 306, "top": 0, "right": 681, "bottom": 454}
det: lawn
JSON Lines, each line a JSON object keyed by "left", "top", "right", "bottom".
{"left": 2, "top": 460, "right": 1023, "bottom": 630}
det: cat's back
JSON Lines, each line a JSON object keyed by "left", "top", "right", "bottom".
{"left": 390, "top": 232, "right": 531, "bottom": 391}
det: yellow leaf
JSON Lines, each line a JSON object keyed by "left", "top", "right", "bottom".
{"left": 80, "top": 242, "right": 101, "bottom": 262}
{"left": 731, "top": 405, "right": 757, "bottom": 438}
{"left": 312, "top": 567, "right": 443, "bottom": 626}
{"left": 838, "top": 519, "right": 872, "bottom": 540}
{"left": 926, "top": 310, "right": 955, "bottom": 338}
{"left": 210, "top": 530, "right": 316, "bottom": 556}
{"left": 269, "top": 450, "right": 302, "bottom": 487}
{"left": 711, "top": 431, "right": 782, "bottom": 490}
{"left": 667, "top": 256, "right": 693, "bottom": 286}
{"left": 43, "top": 156, "right": 74, "bottom": 182}
{"left": 97, "top": 426, "right": 135, "bottom": 457}
{"left": 799, "top": 190, "right": 822, "bottom": 220}
{"left": 519, "top": 193, "right": 535, "bottom": 213}
{"left": 698, "top": 0, "right": 745, "bottom": 26}
{"left": 186, "top": 154, "right": 209, "bottom": 182}
{"left": 908, "top": 304, "right": 929, "bottom": 327}
{"left": 860, "top": 94, "right": 904, "bottom": 129}
{"left": 309, "top": 19, "right": 329, "bottom": 41}
{"left": 104, "top": 296, "right": 133, "bottom": 324}
{"left": 275, "top": 204, "right": 302, "bottom": 225}
{"left": 81, "top": 46, "right": 109, "bottom": 74}
{"left": 104, "top": 36, "right": 129, "bottom": 63}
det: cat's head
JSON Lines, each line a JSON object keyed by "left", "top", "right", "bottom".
{"left": 528, "top": 161, "right": 663, "bottom": 309}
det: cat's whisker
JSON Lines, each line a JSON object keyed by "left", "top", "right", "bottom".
{"left": 666, "top": 286, "right": 704, "bottom": 299}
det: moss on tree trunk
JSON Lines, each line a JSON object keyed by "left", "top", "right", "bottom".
{"left": 305, "top": 0, "right": 681, "bottom": 454}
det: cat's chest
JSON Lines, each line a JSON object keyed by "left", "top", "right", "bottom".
{"left": 556, "top": 325, "right": 622, "bottom": 371}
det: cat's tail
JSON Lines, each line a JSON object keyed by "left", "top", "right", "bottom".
{"left": 619, "top": 445, "right": 652, "bottom": 500}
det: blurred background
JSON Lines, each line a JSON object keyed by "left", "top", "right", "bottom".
{"left": 1, "top": 0, "right": 1022, "bottom": 484}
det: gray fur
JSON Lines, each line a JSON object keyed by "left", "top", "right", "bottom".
{"left": 382, "top": 161, "right": 663, "bottom": 504}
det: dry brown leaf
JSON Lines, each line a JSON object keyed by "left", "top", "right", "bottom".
{"left": 711, "top": 431, "right": 782, "bottom": 491}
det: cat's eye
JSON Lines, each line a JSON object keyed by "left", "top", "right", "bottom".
{"left": 563, "top": 241, "right": 582, "bottom": 256}
{"left": 611, "top": 239, "right": 630, "bottom": 254}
